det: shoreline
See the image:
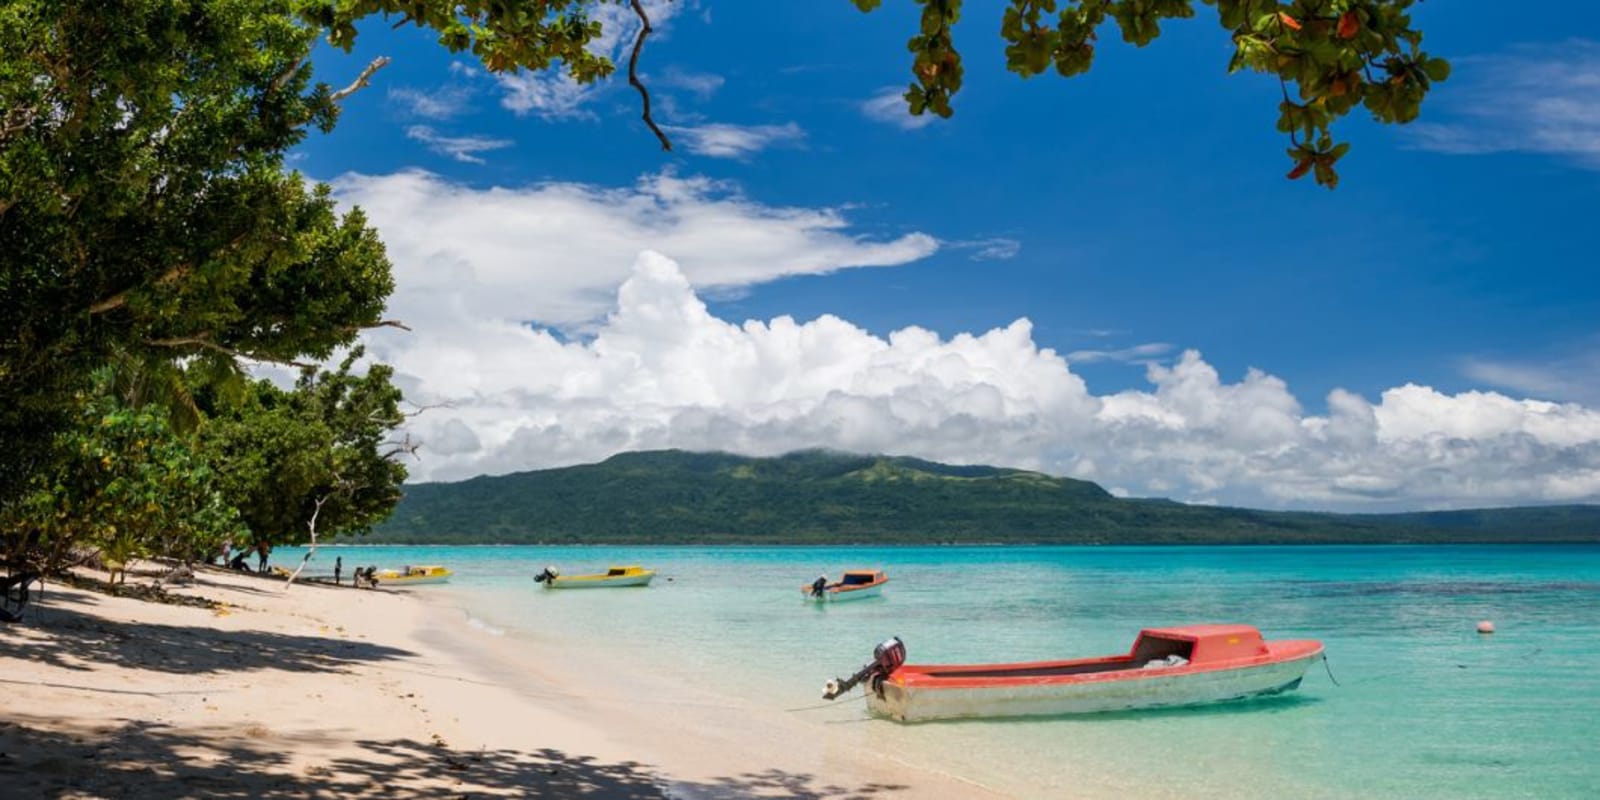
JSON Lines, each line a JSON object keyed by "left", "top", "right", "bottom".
{"left": 0, "top": 564, "right": 1004, "bottom": 798}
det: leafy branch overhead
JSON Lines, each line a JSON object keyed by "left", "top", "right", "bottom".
{"left": 303, "top": 0, "right": 672, "bottom": 149}
{"left": 853, "top": 0, "right": 1448, "bottom": 188}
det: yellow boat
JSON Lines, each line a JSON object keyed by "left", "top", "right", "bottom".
{"left": 534, "top": 565, "right": 654, "bottom": 588}
{"left": 372, "top": 565, "right": 453, "bottom": 586}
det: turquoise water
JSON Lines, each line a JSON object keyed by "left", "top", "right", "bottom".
{"left": 283, "top": 544, "right": 1600, "bottom": 798}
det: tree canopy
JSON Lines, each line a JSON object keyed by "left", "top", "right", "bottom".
{"left": 0, "top": 0, "right": 394, "bottom": 508}
{"left": 199, "top": 349, "right": 409, "bottom": 549}
{"left": 853, "top": 0, "right": 1447, "bottom": 188}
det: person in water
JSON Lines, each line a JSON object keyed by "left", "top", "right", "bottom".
{"left": 334, "top": 556, "right": 343, "bottom": 586}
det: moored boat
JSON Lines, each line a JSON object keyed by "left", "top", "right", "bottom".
{"left": 534, "top": 565, "right": 655, "bottom": 588}
{"left": 823, "top": 624, "right": 1323, "bottom": 721}
{"left": 802, "top": 569, "right": 888, "bottom": 602}
{"left": 372, "top": 565, "right": 453, "bottom": 586}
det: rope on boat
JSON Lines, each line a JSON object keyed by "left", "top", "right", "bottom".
{"left": 786, "top": 685, "right": 860, "bottom": 713}
{"left": 1321, "top": 652, "right": 1342, "bottom": 687}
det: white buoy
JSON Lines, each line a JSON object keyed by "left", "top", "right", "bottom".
{"left": 1477, "top": 620, "right": 1495, "bottom": 634}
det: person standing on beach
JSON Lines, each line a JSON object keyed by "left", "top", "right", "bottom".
{"left": 334, "top": 556, "right": 343, "bottom": 586}
{"left": 256, "top": 542, "right": 269, "bottom": 573}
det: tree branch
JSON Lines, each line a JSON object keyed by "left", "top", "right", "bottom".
{"left": 380, "top": 433, "right": 422, "bottom": 461}
{"left": 359, "top": 319, "right": 412, "bottom": 332}
{"left": 330, "top": 57, "right": 392, "bottom": 104}
{"left": 270, "top": 57, "right": 308, "bottom": 94}
{"left": 145, "top": 334, "right": 315, "bottom": 369}
{"left": 281, "top": 495, "right": 327, "bottom": 591}
{"left": 627, "top": 0, "right": 672, "bottom": 152}
{"left": 88, "top": 264, "right": 191, "bottom": 315}
{"left": 401, "top": 399, "right": 454, "bottom": 418}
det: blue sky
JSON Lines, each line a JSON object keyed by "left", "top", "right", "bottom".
{"left": 293, "top": 2, "right": 1600, "bottom": 510}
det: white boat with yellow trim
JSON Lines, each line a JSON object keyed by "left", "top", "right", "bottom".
{"left": 534, "top": 565, "right": 655, "bottom": 588}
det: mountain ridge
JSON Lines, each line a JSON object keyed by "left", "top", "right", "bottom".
{"left": 368, "top": 449, "right": 1600, "bottom": 545}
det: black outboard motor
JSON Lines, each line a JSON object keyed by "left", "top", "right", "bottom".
{"left": 823, "top": 636, "right": 906, "bottom": 700}
{"left": 810, "top": 575, "right": 829, "bottom": 598}
{"left": 533, "top": 565, "right": 560, "bottom": 584}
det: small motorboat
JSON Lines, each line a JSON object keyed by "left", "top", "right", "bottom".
{"left": 803, "top": 569, "right": 888, "bottom": 602}
{"left": 534, "top": 565, "right": 655, "bottom": 588}
{"left": 372, "top": 565, "right": 453, "bottom": 586}
{"left": 822, "top": 624, "right": 1323, "bottom": 721}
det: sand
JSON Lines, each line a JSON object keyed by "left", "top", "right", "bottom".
{"left": 0, "top": 564, "right": 1004, "bottom": 799}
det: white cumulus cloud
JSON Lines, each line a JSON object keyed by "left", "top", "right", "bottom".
{"left": 362, "top": 249, "right": 1600, "bottom": 511}
{"left": 332, "top": 170, "right": 939, "bottom": 329}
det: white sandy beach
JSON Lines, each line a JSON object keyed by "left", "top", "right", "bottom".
{"left": 0, "top": 565, "right": 1004, "bottom": 798}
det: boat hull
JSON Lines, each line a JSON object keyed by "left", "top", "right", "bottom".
{"left": 806, "top": 583, "right": 884, "bottom": 602}
{"left": 547, "top": 573, "right": 655, "bottom": 588}
{"left": 376, "top": 575, "right": 451, "bottom": 586}
{"left": 374, "top": 566, "right": 453, "bottom": 586}
{"left": 867, "top": 648, "right": 1322, "bottom": 721}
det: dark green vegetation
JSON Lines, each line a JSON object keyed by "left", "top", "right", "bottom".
{"left": 1, "top": 351, "right": 408, "bottom": 573}
{"left": 0, "top": 1, "right": 674, "bottom": 576}
{"left": 373, "top": 450, "right": 1600, "bottom": 545}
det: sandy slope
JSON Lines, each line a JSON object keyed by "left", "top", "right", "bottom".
{"left": 0, "top": 565, "right": 1002, "bottom": 799}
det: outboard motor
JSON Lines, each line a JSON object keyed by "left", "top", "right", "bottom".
{"left": 533, "top": 565, "right": 560, "bottom": 584}
{"left": 822, "top": 636, "right": 906, "bottom": 700}
{"left": 810, "top": 575, "right": 829, "bottom": 598}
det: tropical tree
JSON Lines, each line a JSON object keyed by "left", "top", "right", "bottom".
{"left": 0, "top": 389, "right": 244, "bottom": 576}
{"left": 0, "top": 0, "right": 404, "bottom": 511}
{"left": 200, "top": 348, "right": 409, "bottom": 552}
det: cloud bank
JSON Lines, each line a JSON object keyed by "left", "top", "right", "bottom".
{"left": 361, "top": 248, "right": 1600, "bottom": 511}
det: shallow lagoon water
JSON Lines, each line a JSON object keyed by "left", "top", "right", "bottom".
{"left": 284, "top": 544, "right": 1600, "bottom": 798}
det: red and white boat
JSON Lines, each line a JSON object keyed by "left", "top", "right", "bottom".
{"left": 801, "top": 569, "right": 888, "bottom": 602}
{"left": 824, "top": 624, "right": 1323, "bottom": 721}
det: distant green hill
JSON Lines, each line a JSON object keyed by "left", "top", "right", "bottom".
{"left": 367, "top": 449, "right": 1600, "bottom": 545}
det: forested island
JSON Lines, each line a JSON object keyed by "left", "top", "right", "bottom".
{"left": 371, "top": 450, "right": 1600, "bottom": 545}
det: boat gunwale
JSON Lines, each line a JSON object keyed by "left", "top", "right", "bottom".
{"left": 889, "top": 640, "right": 1324, "bottom": 690}
{"left": 800, "top": 570, "right": 889, "bottom": 596}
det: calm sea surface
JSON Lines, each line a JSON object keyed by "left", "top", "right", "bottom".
{"left": 280, "top": 544, "right": 1600, "bottom": 798}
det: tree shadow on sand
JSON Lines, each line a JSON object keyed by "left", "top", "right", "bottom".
{"left": 0, "top": 716, "right": 909, "bottom": 799}
{"left": 0, "top": 597, "right": 414, "bottom": 675}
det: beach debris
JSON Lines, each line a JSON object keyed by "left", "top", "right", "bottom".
{"left": 1477, "top": 620, "right": 1495, "bottom": 634}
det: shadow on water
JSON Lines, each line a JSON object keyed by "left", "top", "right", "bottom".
{"left": 0, "top": 716, "right": 909, "bottom": 799}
